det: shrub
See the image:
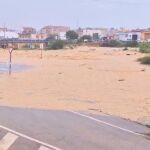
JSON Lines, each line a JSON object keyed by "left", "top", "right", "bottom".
{"left": 138, "top": 56, "right": 150, "bottom": 65}
{"left": 139, "top": 43, "right": 150, "bottom": 53}
{"left": 66, "top": 30, "right": 78, "bottom": 40}
{"left": 101, "top": 40, "right": 123, "bottom": 47}
{"left": 109, "top": 40, "right": 123, "bottom": 47}
{"left": 101, "top": 40, "right": 139, "bottom": 48}
{"left": 47, "top": 40, "right": 65, "bottom": 50}
{"left": 124, "top": 41, "right": 138, "bottom": 47}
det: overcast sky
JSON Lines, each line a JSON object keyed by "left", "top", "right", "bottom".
{"left": 0, "top": 0, "right": 150, "bottom": 29}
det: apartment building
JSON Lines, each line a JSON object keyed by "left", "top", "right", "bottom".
{"left": 22, "top": 27, "right": 36, "bottom": 34}
{"left": 41, "top": 25, "right": 70, "bottom": 35}
{"left": 77, "top": 28, "right": 108, "bottom": 41}
{"left": 115, "top": 30, "right": 142, "bottom": 42}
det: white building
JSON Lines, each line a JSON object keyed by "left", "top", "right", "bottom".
{"left": 0, "top": 31, "right": 19, "bottom": 39}
{"left": 58, "top": 32, "right": 67, "bottom": 40}
{"left": 82, "top": 28, "right": 101, "bottom": 36}
{"left": 115, "top": 31, "right": 141, "bottom": 42}
{"left": 78, "top": 28, "right": 108, "bottom": 40}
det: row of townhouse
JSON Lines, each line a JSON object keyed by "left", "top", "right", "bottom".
{"left": 0, "top": 26, "right": 70, "bottom": 40}
{"left": 1, "top": 26, "right": 150, "bottom": 49}
{"left": 115, "top": 29, "right": 150, "bottom": 42}
{"left": 0, "top": 26, "right": 70, "bottom": 49}
{"left": 0, "top": 26, "right": 113, "bottom": 42}
{"left": 76, "top": 28, "right": 131, "bottom": 42}
{"left": 77, "top": 28, "right": 109, "bottom": 41}
{"left": 77, "top": 28, "right": 150, "bottom": 43}
{"left": 19, "top": 26, "right": 70, "bottom": 40}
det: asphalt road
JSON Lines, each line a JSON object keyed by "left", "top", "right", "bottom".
{"left": 0, "top": 106, "right": 149, "bottom": 150}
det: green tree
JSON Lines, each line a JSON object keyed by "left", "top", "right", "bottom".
{"left": 48, "top": 40, "right": 65, "bottom": 50}
{"left": 66, "top": 30, "right": 78, "bottom": 40}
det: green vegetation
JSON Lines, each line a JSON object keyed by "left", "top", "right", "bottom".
{"left": 138, "top": 56, "right": 150, "bottom": 65}
{"left": 125, "top": 41, "right": 138, "bottom": 47}
{"left": 139, "top": 43, "right": 150, "bottom": 53}
{"left": 47, "top": 40, "right": 65, "bottom": 50}
{"left": 108, "top": 40, "right": 123, "bottom": 47}
{"left": 66, "top": 30, "right": 78, "bottom": 40}
{"left": 101, "top": 40, "right": 123, "bottom": 47}
{"left": 101, "top": 40, "right": 138, "bottom": 48}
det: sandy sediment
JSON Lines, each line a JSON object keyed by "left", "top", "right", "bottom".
{"left": 0, "top": 47, "right": 150, "bottom": 125}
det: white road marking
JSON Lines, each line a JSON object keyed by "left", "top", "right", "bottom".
{"left": 39, "top": 146, "right": 52, "bottom": 150}
{"left": 0, "top": 132, "right": 18, "bottom": 150}
{"left": 0, "top": 125, "right": 62, "bottom": 150}
{"left": 69, "top": 111, "right": 146, "bottom": 137}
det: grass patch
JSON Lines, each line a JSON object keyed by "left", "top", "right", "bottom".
{"left": 138, "top": 56, "right": 150, "bottom": 65}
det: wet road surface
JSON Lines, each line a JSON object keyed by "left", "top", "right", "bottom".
{"left": 0, "top": 106, "right": 149, "bottom": 150}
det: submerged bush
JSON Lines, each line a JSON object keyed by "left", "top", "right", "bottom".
{"left": 139, "top": 43, "right": 150, "bottom": 53}
{"left": 138, "top": 56, "right": 150, "bottom": 65}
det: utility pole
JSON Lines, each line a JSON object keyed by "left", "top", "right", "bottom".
{"left": 3, "top": 23, "right": 6, "bottom": 39}
{"left": 3, "top": 23, "right": 6, "bottom": 49}
{"left": 76, "top": 18, "right": 79, "bottom": 29}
